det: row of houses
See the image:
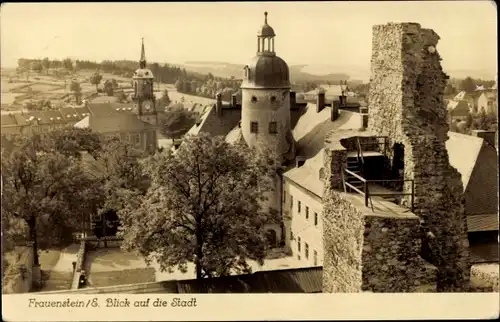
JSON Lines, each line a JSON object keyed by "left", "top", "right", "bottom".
{"left": 447, "top": 87, "right": 498, "bottom": 121}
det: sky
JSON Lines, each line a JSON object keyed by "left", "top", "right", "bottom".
{"left": 1, "top": 1, "right": 497, "bottom": 79}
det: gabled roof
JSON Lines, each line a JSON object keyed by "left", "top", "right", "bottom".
{"left": 186, "top": 104, "right": 241, "bottom": 138}
{"left": 75, "top": 114, "right": 155, "bottom": 133}
{"left": 446, "top": 132, "right": 484, "bottom": 190}
{"left": 87, "top": 103, "right": 135, "bottom": 117}
{"left": 1, "top": 114, "right": 18, "bottom": 127}
{"left": 462, "top": 140, "right": 498, "bottom": 216}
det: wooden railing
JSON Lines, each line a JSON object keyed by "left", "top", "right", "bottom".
{"left": 343, "top": 168, "right": 415, "bottom": 212}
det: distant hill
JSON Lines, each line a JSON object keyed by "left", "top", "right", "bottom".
{"left": 179, "top": 61, "right": 362, "bottom": 84}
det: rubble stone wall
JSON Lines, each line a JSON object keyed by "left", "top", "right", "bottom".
{"left": 367, "top": 22, "right": 470, "bottom": 291}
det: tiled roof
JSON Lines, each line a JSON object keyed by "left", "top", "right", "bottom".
{"left": 467, "top": 214, "right": 499, "bottom": 232}
{"left": 75, "top": 114, "right": 155, "bottom": 133}
{"left": 463, "top": 141, "right": 499, "bottom": 215}
{"left": 447, "top": 100, "right": 470, "bottom": 116}
{"left": 87, "top": 103, "right": 135, "bottom": 117}
{"left": 187, "top": 104, "right": 241, "bottom": 138}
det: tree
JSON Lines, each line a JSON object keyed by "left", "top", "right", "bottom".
{"left": 70, "top": 81, "right": 82, "bottom": 105}
{"left": 1, "top": 133, "right": 103, "bottom": 275}
{"left": 459, "top": 77, "right": 476, "bottom": 93}
{"left": 159, "top": 105, "right": 197, "bottom": 143}
{"left": 42, "top": 57, "right": 50, "bottom": 75}
{"left": 90, "top": 72, "right": 103, "bottom": 93}
{"left": 103, "top": 80, "right": 114, "bottom": 96}
{"left": 157, "top": 89, "right": 171, "bottom": 108}
{"left": 118, "top": 133, "right": 280, "bottom": 279}
{"left": 62, "top": 58, "right": 73, "bottom": 71}
{"left": 31, "top": 61, "right": 43, "bottom": 74}
{"left": 444, "top": 82, "right": 457, "bottom": 96}
{"left": 111, "top": 79, "right": 118, "bottom": 89}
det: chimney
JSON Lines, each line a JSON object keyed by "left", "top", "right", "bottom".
{"left": 231, "top": 94, "right": 237, "bottom": 107}
{"left": 296, "top": 156, "right": 306, "bottom": 168}
{"left": 215, "top": 92, "right": 223, "bottom": 117}
{"left": 316, "top": 88, "right": 325, "bottom": 113}
{"left": 290, "top": 91, "right": 296, "bottom": 109}
{"left": 331, "top": 100, "right": 340, "bottom": 121}
{"left": 472, "top": 130, "right": 497, "bottom": 147}
{"left": 360, "top": 106, "right": 369, "bottom": 128}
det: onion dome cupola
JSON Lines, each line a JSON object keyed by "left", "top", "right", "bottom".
{"left": 241, "top": 12, "right": 290, "bottom": 89}
{"left": 133, "top": 38, "right": 154, "bottom": 80}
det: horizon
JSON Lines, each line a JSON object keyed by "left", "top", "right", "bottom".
{"left": 1, "top": 1, "right": 497, "bottom": 80}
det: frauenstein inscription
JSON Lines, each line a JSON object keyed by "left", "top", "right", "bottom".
{"left": 28, "top": 297, "right": 198, "bottom": 309}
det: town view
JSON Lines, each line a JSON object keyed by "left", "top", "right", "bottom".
{"left": 1, "top": 2, "right": 498, "bottom": 297}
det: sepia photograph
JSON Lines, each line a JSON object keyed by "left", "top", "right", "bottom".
{"left": 1, "top": 1, "right": 498, "bottom": 321}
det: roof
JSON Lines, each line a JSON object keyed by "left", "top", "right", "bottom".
{"left": 257, "top": 12, "right": 276, "bottom": 37}
{"left": 283, "top": 106, "right": 363, "bottom": 197}
{"left": 75, "top": 114, "right": 155, "bottom": 133}
{"left": 87, "top": 103, "right": 135, "bottom": 117}
{"left": 446, "top": 132, "right": 484, "bottom": 189}
{"left": 447, "top": 100, "right": 470, "bottom": 115}
{"left": 467, "top": 214, "right": 499, "bottom": 232}
{"left": 241, "top": 55, "right": 290, "bottom": 89}
{"left": 38, "top": 266, "right": 323, "bottom": 294}
{"left": 1, "top": 114, "right": 18, "bottom": 127}
{"left": 187, "top": 104, "right": 241, "bottom": 138}
{"left": 225, "top": 124, "right": 244, "bottom": 144}
{"left": 462, "top": 139, "right": 499, "bottom": 215}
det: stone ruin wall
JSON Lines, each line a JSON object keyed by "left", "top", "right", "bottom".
{"left": 322, "top": 184, "right": 437, "bottom": 293}
{"left": 367, "top": 23, "right": 470, "bottom": 291}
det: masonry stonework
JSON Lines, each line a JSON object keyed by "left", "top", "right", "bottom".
{"left": 367, "top": 23, "right": 470, "bottom": 291}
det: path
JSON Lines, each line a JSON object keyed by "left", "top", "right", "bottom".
{"left": 38, "top": 244, "right": 79, "bottom": 292}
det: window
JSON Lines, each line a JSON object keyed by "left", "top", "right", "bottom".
{"left": 298, "top": 201, "right": 301, "bottom": 213}
{"left": 305, "top": 206, "right": 309, "bottom": 219}
{"left": 134, "top": 134, "right": 140, "bottom": 145}
{"left": 297, "top": 254, "right": 301, "bottom": 260}
{"left": 297, "top": 237, "right": 301, "bottom": 252}
{"left": 314, "top": 213, "right": 318, "bottom": 226}
{"left": 305, "top": 243, "right": 309, "bottom": 259}
{"left": 270, "top": 96, "right": 277, "bottom": 102}
{"left": 283, "top": 192, "right": 286, "bottom": 204}
{"left": 290, "top": 230, "right": 293, "bottom": 240}
{"left": 269, "top": 122, "right": 277, "bottom": 134}
{"left": 251, "top": 96, "right": 258, "bottom": 103}
{"left": 250, "top": 121, "right": 259, "bottom": 133}
{"left": 290, "top": 195, "right": 293, "bottom": 209}
{"left": 313, "top": 250, "right": 318, "bottom": 266}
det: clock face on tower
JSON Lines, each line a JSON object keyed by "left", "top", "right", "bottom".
{"left": 141, "top": 100, "right": 154, "bottom": 114}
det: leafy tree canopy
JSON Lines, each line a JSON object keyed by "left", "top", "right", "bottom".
{"left": 118, "top": 133, "right": 281, "bottom": 279}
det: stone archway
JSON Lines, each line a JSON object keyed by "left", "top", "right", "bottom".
{"left": 266, "top": 229, "right": 278, "bottom": 248}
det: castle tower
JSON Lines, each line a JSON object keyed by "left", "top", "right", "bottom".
{"left": 240, "top": 12, "right": 296, "bottom": 247}
{"left": 240, "top": 12, "right": 295, "bottom": 162}
{"left": 132, "top": 38, "right": 157, "bottom": 126}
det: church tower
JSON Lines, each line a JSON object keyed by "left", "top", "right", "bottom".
{"left": 132, "top": 38, "right": 157, "bottom": 126}
{"left": 240, "top": 12, "right": 296, "bottom": 247}
{"left": 240, "top": 12, "right": 295, "bottom": 162}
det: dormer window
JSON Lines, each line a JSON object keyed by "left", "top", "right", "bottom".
{"left": 244, "top": 66, "right": 250, "bottom": 79}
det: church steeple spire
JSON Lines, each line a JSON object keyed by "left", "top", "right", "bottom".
{"left": 139, "top": 38, "right": 146, "bottom": 69}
